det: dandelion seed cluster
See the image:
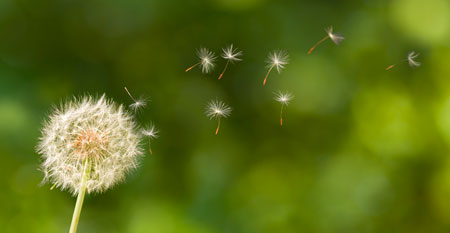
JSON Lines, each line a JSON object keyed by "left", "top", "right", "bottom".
{"left": 33, "top": 22, "right": 426, "bottom": 233}
{"left": 183, "top": 25, "right": 420, "bottom": 125}
{"left": 37, "top": 95, "right": 143, "bottom": 195}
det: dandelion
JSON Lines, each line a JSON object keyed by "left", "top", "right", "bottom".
{"left": 274, "top": 91, "right": 294, "bottom": 126}
{"left": 142, "top": 124, "right": 159, "bottom": 155}
{"left": 263, "top": 50, "right": 289, "bottom": 86}
{"left": 386, "top": 51, "right": 421, "bottom": 70}
{"left": 185, "top": 48, "right": 216, "bottom": 74}
{"left": 124, "top": 87, "right": 147, "bottom": 112}
{"left": 205, "top": 99, "right": 232, "bottom": 135}
{"left": 308, "top": 26, "right": 344, "bottom": 54}
{"left": 218, "top": 44, "right": 243, "bottom": 80}
{"left": 36, "top": 95, "right": 143, "bottom": 233}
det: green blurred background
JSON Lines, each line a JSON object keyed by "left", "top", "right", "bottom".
{"left": 1, "top": 0, "right": 450, "bottom": 232}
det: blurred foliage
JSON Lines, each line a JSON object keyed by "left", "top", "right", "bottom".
{"left": 1, "top": 0, "right": 450, "bottom": 232}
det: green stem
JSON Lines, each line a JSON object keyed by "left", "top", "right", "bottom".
{"left": 69, "top": 159, "right": 90, "bottom": 233}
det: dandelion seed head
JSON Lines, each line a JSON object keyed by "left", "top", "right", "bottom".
{"left": 37, "top": 95, "right": 143, "bottom": 195}
{"left": 267, "top": 50, "right": 289, "bottom": 73}
{"left": 407, "top": 51, "right": 421, "bottom": 67}
{"left": 206, "top": 99, "right": 232, "bottom": 119}
{"left": 325, "top": 26, "right": 344, "bottom": 45}
{"left": 197, "top": 48, "right": 216, "bottom": 73}
{"left": 222, "top": 44, "right": 243, "bottom": 62}
{"left": 274, "top": 91, "right": 294, "bottom": 105}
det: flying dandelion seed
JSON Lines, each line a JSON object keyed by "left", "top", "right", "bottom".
{"left": 407, "top": 51, "right": 421, "bottom": 67}
{"left": 36, "top": 94, "right": 143, "bottom": 233}
{"left": 124, "top": 87, "right": 147, "bottom": 112}
{"left": 308, "top": 26, "right": 344, "bottom": 55}
{"left": 274, "top": 91, "right": 294, "bottom": 126}
{"left": 185, "top": 48, "right": 216, "bottom": 74}
{"left": 263, "top": 50, "right": 289, "bottom": 86}
{"left": 142, "top": 124, "right": 159, "bottom": 155}
{"left": 386, "top": 51, "right": 421, "bottom": 70}
{"left": 218, "top": 44, "right": 243, "bottom": 80}
{"left": 205, "top": 99, "right": 232, "bottom": 135}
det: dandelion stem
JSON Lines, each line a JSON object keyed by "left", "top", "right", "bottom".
{"left": 124, "top": 87, "right": 137, "bottom": 102}
{"left": 218, "top": 60, "right": 230, "bottom": 80}
{"left": 308, "top": 35, "right": 330, "bottom": 55}
{"left": 263, "top": 66, "right": 274, "bottom": 86}
{"left": 385, "top": 64, "right": 395, "bottom": 70}
{"left": 148, "top": 138, "right": 153, "bottom": 155}
{"left": 185, "top": 62, "right": 200, "bottom": 72}
{"left": 280, "top": 104, "right": 284, "bottom": 126}
{"left": 69, "top": 159, "right": 90, "bottom": 233}
{"left": 215, "top": 117, "right": 221, "bottom": 135}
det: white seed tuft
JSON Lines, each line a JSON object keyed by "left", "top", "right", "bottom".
{"left": 407, "top": 51, "right": 421, "bottom": 67}
{"left": 129, "top": 98, "right": 148, "bottom": 112}
{"left": 266, "top": 50, "right": 289, "bottom": 73}
{"left": 221, "top": 44, "right": 243, "bottom": 63}
{"left": 325, "top": 26, "right": 345, "bottom": 45}
{"left": 142, "top": 124, "right": 159, "bottom": 139}
{"left": 205, "top": 99, "right": 232, "bottom": 135}
{"left": 141, "top": 123, "right": 158, "bottom": 154}
{"left": 274, "top": 91, "right": 294, "bottom": 126}
{"left": 197, "top": 48, "right": 216, "bottom": 74}
{"left": 124, "top": 87, "right": 148, "bottom": 112}
{"left": 274, "top": 91, "right": 294, "bottom": 106}
{"left": 205, "top": 99, "right": 232, "bottom": 119}
{"left": 36, "top": 94, "right": 143, "bottom": 195}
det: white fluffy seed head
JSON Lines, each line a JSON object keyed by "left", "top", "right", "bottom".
{"left": 407, "top": 51, "right": 421, "bottom": 67}
{"left": 37, "top": 94, "right": 143, "bottom": 195}
{"left": 325, "top": 26, "right": 344, "bottom": 45}
{"left": 197, "top": 48, "right": 216, "bottom": 74}
{"left": 274, "top": 91, "right": 294, "bottom": 105}
{"left": 222, "top": 44, "right": 243, "bottom": 63}
{"left": 267, "top": 50, "right": 289, "bottom": 73}
{"left": 205, "top": 99, "right": 232, "bottom": 119}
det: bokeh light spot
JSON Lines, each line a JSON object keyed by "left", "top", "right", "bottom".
{"left": 281, "top": 56, "right": 352, "bottom": 115}
{"left": 390, "top": 0, "right": 450, "bottom": 43}
{"left": 352, "top": 85, "right": 424, "bottom": 157}
{"left": 429, "top": 158, "right": 450, "bottom": 223}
